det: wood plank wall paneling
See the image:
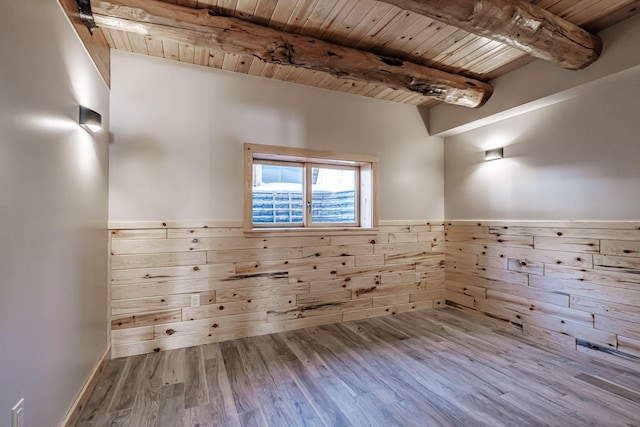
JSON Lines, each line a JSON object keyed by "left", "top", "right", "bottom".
{"left": 109, "top": 221, "right": 445, "bottom": 357}
{"left": 445, "top": 221, "right": 640, "bottom": 359}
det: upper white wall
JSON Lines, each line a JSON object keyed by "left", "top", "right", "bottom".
{"left": 444, "top": 63, "right": 640, "bottom": 220}
{"left": 0, "top": 0, "right": 109, "bottom": 425}
{"left": 109, "top": 51, "right": 444, "bottom": 222}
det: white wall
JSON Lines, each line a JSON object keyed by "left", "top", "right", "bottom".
{"left": 444, "top": 64, "right": 640, "bottom": 220}
{"left": 109, "top": 50, "right": 444, "bottom": 222}
{"left": 0, "top": 1, "right": 109, "bottom": 425}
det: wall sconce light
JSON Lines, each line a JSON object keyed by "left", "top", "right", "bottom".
{"left": 485, "top": 147, "right": 504, "bottom": 161}
{"left": 79, "top": 105, "right": 102, "bottom": 132}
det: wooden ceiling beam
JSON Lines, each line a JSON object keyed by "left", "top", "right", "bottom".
{"left": 91, "top": 0, "right": 493, "bottom": 108}
{"left": 378, "top": 0, "right": 603, "bottom": 70}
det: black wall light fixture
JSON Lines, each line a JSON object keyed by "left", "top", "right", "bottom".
{"left": 79, "top": 105, "right": 102, "bottom": 132}
{"left": 485, "top": 147, "right": 504, "bottom": 161}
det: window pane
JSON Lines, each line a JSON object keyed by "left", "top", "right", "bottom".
{"left": 311, "top": 167, "right": 357, "bottom": 224}
{"left": 252, "top": 163, "right": 304, "bottom": 224}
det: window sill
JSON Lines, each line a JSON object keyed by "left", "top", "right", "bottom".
{"left": 243, "top": 227, "right": 379, "bottom": 237}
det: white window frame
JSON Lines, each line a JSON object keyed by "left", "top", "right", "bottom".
{"left": 244, "top": 143, "right": 378, "bottom": 230}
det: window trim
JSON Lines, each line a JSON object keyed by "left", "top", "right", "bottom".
{"left": 244, "top": 143, "right": 378, "bottom": 231}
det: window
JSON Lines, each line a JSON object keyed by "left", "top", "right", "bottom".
{"left": 244, "top": 143, "right": 377, "bottom": 229}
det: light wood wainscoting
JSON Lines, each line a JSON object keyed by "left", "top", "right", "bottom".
{"left": 445, "top": 221, "right": 640, "bottom": 360}
{"left": 109, "top": 221, "right": 445, "bottom": 358}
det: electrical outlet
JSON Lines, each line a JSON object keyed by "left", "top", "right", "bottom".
{"left": 12, "top": 398, "right": 24, "bottom": 427}
{"left": 191, "top": 294, "right": 200, "bottom": 308}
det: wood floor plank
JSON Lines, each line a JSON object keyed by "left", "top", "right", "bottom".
{"left": 186, "top": 403, "right": 214, "bottom": 426}
{"left": 126, "top": 378, "right": 162, "bottom": 427}
{"left": 237, "top": 408, "right": 269, "bottom": 427}
{"left": 156, "top": 383, "right": 187, "bottom": 426}
{"left": 559, "top": 391, "right": 640, "bottom": 426}
{"left": 363, "top": 332, "right": 499, "bottom": 426}
{"left": 109, "top": 354, "right": 148, "bottom": 412}
{"left": 280, "top": 329, "right": 332, "bottom": 379}
{"left": 270, "top": 334, "right": 351, "bottom": 427}
{"left": 141, "top": 351, "right": 164, "bottom": 381}
{"left": 333, "top": 320, "right": 503, "bottom": 425}
{"left": 575, "top": 373, "right": 640, "bottom": 404}
{"left": 499, "top": 389, "right": 576, "bottom": 421}
{"left": 184, "top": 345, "right": 210, "bottom": 409}
{"left": 203, "top": 346, "right": 242, "bottom": 427}
{"left": 81, "top": 408, "right": 132, "bottom": 427}
{"left": 615, "top": 372, "right": 640, "bottom": 391}
{"left": 304, "top": 326, "right": 404, "bottom": 405}
{"left": 219, "top": 342, "right": 260, "bottom": 415}
{"left": 351, "top": 391, "right": 404, "bottom": 426}
{"left": 231, "top": 338, "right": 295, "bottom": 426}
{"left": 161, "top": 347, "right": 185, "bottom": 385}
{"left": 78, "top": 308, "right": 640, "bottom": 426}
{"left": 445, "top": 391, "right": 534, "bottom": 427}
{"left": 125, "top": 351, "right": 164, "bottom": 426}
{"left": 77, "top": 358, "right": 127, "bottom": 424}
{"left": 358, "top": 319, "right": 507, "bottom": 402}
{"left": 314, "top": 373, "right": 370, "bottom": 426}
{"left": 252, "top": 335, "right": 326, "bottom": 427}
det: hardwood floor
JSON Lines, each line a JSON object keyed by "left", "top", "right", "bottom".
{"left": 77, "top": 308, "right": 640, "bottom": 426}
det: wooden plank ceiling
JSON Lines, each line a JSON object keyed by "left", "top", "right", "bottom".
{"left": 90, "top": 0, "right": 640, "bottom": 108}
